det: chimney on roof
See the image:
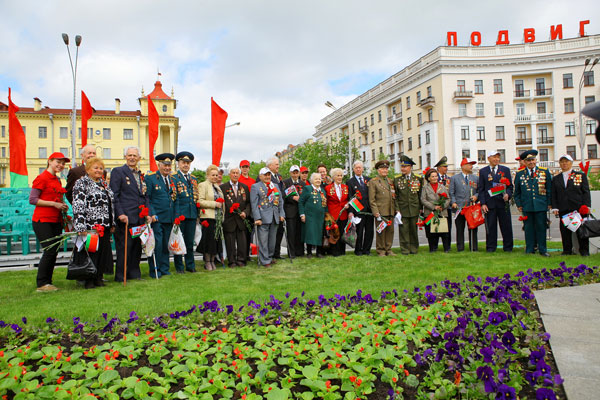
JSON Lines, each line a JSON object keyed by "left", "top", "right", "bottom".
{"left": 115, "top": 98, "right": 121, "bottom": 115}
{"left": 34, "top": 97, "right": 42, "bottom": 111}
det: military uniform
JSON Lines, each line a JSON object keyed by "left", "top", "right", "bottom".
{"left": 172, "top": 152, "right": 199, "bottom": 272}
{"left": 146, "top": 153, "right": 176, "bottom": 278}
{"left": 368, "top": 160, "right": 396, "bottom": 256}
{"left": 394, "top": 156, "right": 423, "bottom": 255}
{"left": 514, "top": 150, "right": 552, "bottom": 255}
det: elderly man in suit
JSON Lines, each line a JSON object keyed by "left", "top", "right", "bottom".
{"left": 266, "top": 157, "right": 286, "bottom": 260}
{"left": 478, "top": 150, "right": 514, "bottom": 252}
{"left": 250, "top": 167, "right": 285, "bottom": 267}
{"left": 221, "top": 167, "right": 251, "bottom": 266}
{"left": 172, "top": 151, "right": 199, "bottom": 273}
{"left": 346, "top": 160, "right": 373, "bottom": 256}
{"left": 283, "top": 165, "right": 305, "bottom": 257}
{"left": 551, "top": 154, "right": 591, "bottom": 256}
{"left": 109, "top": 146, "right": 150, "bottom": 282}
{"left": 450, "top": 158, "right": 479, "bottom": 252}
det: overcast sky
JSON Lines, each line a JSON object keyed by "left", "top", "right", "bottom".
{"left": 1, "top": 0, "right": 598, "bottom": 170}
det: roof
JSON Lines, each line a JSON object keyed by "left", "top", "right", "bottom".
{"left": 147, "top": 80, "right": 171, "bottom": 100}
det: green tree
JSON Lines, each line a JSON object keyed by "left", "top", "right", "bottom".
{"left": 191, "top": 168, "right": 206, "bottom": 182}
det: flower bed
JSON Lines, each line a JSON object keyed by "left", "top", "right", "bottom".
{"left": 0, "top": 262, "right": 598, "bottom": 399}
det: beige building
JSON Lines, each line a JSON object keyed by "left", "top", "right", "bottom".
{"left": 315, "top": 35, "right": 600, "bottom": 173}
{"left": 0, "top": 79, "right": 179, "bottom": 186}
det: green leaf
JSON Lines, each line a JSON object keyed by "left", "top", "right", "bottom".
{"left": 99, "top": 369, "right": 119, "bottom": 385}
{"left": 302, "top": 365, "right": 319, "bottom": 380}
{"left": 406, "top": 374, "right": 419, "bottom": 388}
{"left": 301, "top": 393, "right": 315, "bottom": 400}
{"left": 266, "top": 387, "right": 290, "bottom": 400}
{"left": 277, "top": 357, "right": 291, "bottom": 366}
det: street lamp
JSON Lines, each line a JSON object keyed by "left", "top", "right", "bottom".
{"left": 226, "top": 122, "right": 241, "bottom": 129}
{"left": 325, "top": 101, "right": 352, "bottom": 173}
{"left": 577, "top": 57, "right": 599, "bottom": 165}
{"left": 62, "top": 33, "right": 82, "bottom": 168}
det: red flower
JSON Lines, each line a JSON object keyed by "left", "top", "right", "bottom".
{"left": 201, "top": 220, "right": 210, "bottom": 228}
{"left": 230, "top": 203, "right": 240, "bottom": 213}
{"left": 93, "top": 224, "right": 105, "bottom": 238}
{"left": 138, "top": 206, "right": 149, "bottom": 218}
{"left": 519, "top": 215, "right": 528, "bottom": 221}
{"left": 355, "top": 191, "right": 363, "bottom": 200}
{"left": 500, "top": 177, "right": 511, "bottom": 186}
{"left": 216, "top": 198, "right": 225, "bottom": 203}
{"left": 179, "top": 215, "right": 185, "bottom": 221}
{"left": 332, "top": 224, "right": 338, "bottom": 230}
{"left": 196, "top": 203, "right": 201, "bottom": 208}
{"left": 439, "top": 192, "right": 448, "bottom": 198}
{"left": 579, "top": 205, "right": 590, "bottom": 215}
{"left": 174, "top": 217, "right": 181, "bottom": 225}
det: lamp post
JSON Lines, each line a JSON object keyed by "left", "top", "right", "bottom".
{"left": 62, "top": 33, "right": 82, "bottom": 168}
{"left": 226, "top": 122, "right": 241, "bottom": 129}
{"left": 577, "top": 57, "right": 599, "bottom": 166}
{"left": 325, "top": 101, "right": 352, "bottom": 173}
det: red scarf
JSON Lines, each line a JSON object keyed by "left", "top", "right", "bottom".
{"left": 431, "top": 183, "right": 439, "bottom": 193}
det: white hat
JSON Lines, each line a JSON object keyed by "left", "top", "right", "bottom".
{"left": 289, "top": 165, "right": 300, "bottom": 172}
{"left": 259, "top": 167, "right": 271, "bottom": 175}
{"left": 487, "top": 150, "right": 501, "bottom": 158}
{"left": 558, "top": 154, "right": 573, "bottom": 162}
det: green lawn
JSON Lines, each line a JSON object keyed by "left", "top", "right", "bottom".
{"left": 0, "top": 241, "right": 596, "bottom": 327}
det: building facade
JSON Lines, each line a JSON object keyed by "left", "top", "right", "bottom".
{"left": 0, "top": 80, "right": 179, "bottom": 186}
{"left": 315, "top": 35, "right": 600, "bottom": 173}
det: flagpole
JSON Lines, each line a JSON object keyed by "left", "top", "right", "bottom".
{"left": 62, "top": 33, "right": 82, "bottom": 168}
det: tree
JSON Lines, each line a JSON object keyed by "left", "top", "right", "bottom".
{"left": 191, "top": 168, "right": 206, "bottom": 182}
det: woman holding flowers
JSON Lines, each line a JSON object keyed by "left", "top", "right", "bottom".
{"left": 72, "top": 157, "right": 116, "bottom": 289}
{"left": 29, "top": 152, "right": 70, "bottom": 292}
{"left": 325, "top": 168, "right": 349, "bottom": 257}
{"left": 197, "top": 164, "right": 224, "bottom": 270}
{"left": 421, "top": 169, "right": 451, "bottom": 253}
{"left": 299, "top": 173, "right": 327, "bottom": 258}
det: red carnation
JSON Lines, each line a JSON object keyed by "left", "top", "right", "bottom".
{"left": 138, "top": 206, "right": 149, "bottom": 218}
{"left": 267, "top": 188, "right": 275, "bottom": 196}
{"left": 216, "top": 198, "right": 225, "bottom": 203}
{"left": 230, "top": 203, "right": 240, "bottom": 213}
{"left": 179, "top": 215, "right": 185, "bottom": 221}
{"left": 332, "top": 224, "right": 338, "bottom": 230}
{"left": 201, "top": 209, "right": 206, "bottom": 214}
{"left": 196, "top": 202, "right": 201, "bottom": 208}
{"left": 355, "top": 192, "right": 363, "bottom": 200}
{"left": 439, "top": 192, "right": 448, "bottom": 198}
{"left": 579, "top": 205, "right": 590, "bottom": 216}
{"left": 174, "top": 217, "right": 181, "bottom": 225}
{"left": 519, "top": 215, "right": 528, "bottom": 221}
{"left": 500, "top": 178, "right": 511, "bottom": 186}
{"left": 93, "top": 224, "right": 105, "bottom": 238}
{"left": 201, "top": 220, "right": 209, "bottom": 228}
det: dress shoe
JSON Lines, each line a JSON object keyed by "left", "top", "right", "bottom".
{"left": 177, "top": 270, "right": 185, "bottom": 274}
{"left": 186, "top": 269, "right": 197, "bottom": 273}
{"left": 386, "top": 252, "right": 396, "bottom": 256}
{"left": 84, "top": 281, "right": 96, "bottom": 289}
{"left": 306, "top": 254, "right": 313, "bottom": 259}
{"left": 236, "top": 261, "right": 246, "bottom": 266}
{"left": 273, "top": 255, "right": 284, "bottom": 260}
{"left": 316, "top": 254, "right": 324, "bottom": 258}
{"left": 540, "top": 252, "right": 551, "bottom": 257}
{"left": 94, "top": 280, "right": 106, "bottom": 287}
{"left": 561, "top": 251, "right": 573, "bottom": 256}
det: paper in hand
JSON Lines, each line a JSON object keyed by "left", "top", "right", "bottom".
{"left": 394, "top": 212, "right": 403, "bottom": 226}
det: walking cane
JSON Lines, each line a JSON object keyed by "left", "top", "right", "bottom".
{"left": 124, "top": 221, "right": 128, "bottom": 287}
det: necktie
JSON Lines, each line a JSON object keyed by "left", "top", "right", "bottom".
{"left": 492, "top": 168, "right": 496, "bottom": 176}
{"left": 465, "top": 175, "right": 469, "bottom": 186}
{"left": 233, "top": 183, "right": 238, "bottom": 196}
{"left": 358, "top": 176, "right": 364, "bottom": 186}
{"left": 185, "top": 174, "right": 190, "bottom": 184}
{"left": 164, "top": 176, "right": 169, "bottom": 187}
{"left": 530, "top": 169, "right": 534, "bottom": 177}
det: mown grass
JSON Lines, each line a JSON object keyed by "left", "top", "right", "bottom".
{"left": 0, "top": 240, "right": 595, "bottom": 327}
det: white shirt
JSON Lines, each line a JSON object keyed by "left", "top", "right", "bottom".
{"left": 335, "top": 183, "right": 342, "bottom": 199}
{"left": 562, "top": 169, "right": 572, "bottom": 187}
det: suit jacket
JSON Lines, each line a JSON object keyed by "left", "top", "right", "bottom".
{"left": 346, "top": 175, "right": 371, "bottom": 213}
{"left": 551, "top": 170, "right": 591, "bottom": 213}
{"left": 220, "top": 181, "right": 251, "bottom": 231}
{"left": 173, "top": 171, "right": 199, "bottom": 219}
{"left": 325, "top": 183, "right": 349, "bottom": 221}
{"left": 514, "top": 166, "right": 552, "bottom": 212}
{"left": 109, "top": 164, "right": 149, "bottom": 225}
{"left": 197, "top": 180, "right": 224, "bottom": 220}
{"left": 478, "top": 165, "right": 513, "bottom": 209}
{"left": 421, "top": 182, "right": 450, "bottom": 217}
{"left": 146, "top": 172, "right": 175, "bottom": 223}
{"left": 250, "top": 181, "right": 285, "bottom": 224}
{"left": 282, "top": 177, "right": 305, "bottom": 218}
{"left": 65, "top": 164, "right": 86, "bottom": 204}
{"left": 450, "top": 173, "right": 479, "bottom": 208}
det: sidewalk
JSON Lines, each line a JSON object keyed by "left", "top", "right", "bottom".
{"left": 536, "top": 283, "right": 600, "bottom": 400}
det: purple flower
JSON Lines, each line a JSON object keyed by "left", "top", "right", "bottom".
{"left": 127, "top": 311, "right": 139, "bottom": 324}
{"left": 488, "top": 311, "right": 507, "bottom": 325}
{"left": 285, "top": 292, "right": 290, "bottom": 298}
{"left": 73, "top": 317, "right": 80, "bottom": 325}
{"left": 73, "top": 323, "right": 84, "bottom": 334}
{"left": 226, "top": 305, "right": 234, "bottom": 315}
{"left": 501, "top": 332, "right": 516, "bottom": 348}
{"left": 11, "top": 324, "right": 22, "bottom": 334}
{"left": 245, "top": 315, "right": 255, "bottom": 323}
{"left": 102, "top": 313, "right": 108, "bottom": 321}
{"left": 553, "top": 374, "right": 564, "bottom": 385}
{"left": 21, "top": 317, "right": 27, "bottom": 324}
{"left": 0, "top": 320, "right": 6, "bottom": 328}
{"left": 445, "top": 341, "right": 459, "bottom": 356}
{"left": 46, "top": 317, "right": 55, "bottom": 323}
{"left": 495, "top": 384, "right": 516, "bottom": 399}
{"left": 536, "top": 360, "right": 552, "bottom": 375}
{"left": 480, "top": 346, "right": 495, "bottom": 363}
{"left": 530, "top": 347, "right": 546, "bottom": 365}
{"left": 535, "top": 388, "right": 556, "bottom": 400}
{"left": 306, "top": 300, "right": 315, "bottom": 308}
{"left": 476, "top": 366, "right": 495, "bottom": 393}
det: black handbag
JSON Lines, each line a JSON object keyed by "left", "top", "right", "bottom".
{"left": 66, "top": 248, "right": 97, "bottom": 280}
{"left": 576, "top": 214, "right": 600, "bottom": 239}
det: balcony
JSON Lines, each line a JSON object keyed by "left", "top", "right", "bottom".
{"left": 516, "top": 138, "right": 532, "bottom": 146}
{"left": 386, "top": 133, "right": 403, "bottom": 143}
{"left": 514, "top": 113, "right": 554, "bottom": 123}
{"left": 538, "top": 136, "right": 554, "bottom": 144}
{"left": 513, "top": 90, "right": 531, "bottom": 99}
{"left": 358, "top": 125, "right": 369, "bottom": 135}
{"left": 534, "top": 88, "right": 553, "bottom": 97}
{"left": 417, "top": 96, "right": 435, "bottom": 107}
{"left": 453, "top": 90, "right": 473, "bottom": 101}
{"left": 386, "top": 112, "right": 403, "bottom": 124}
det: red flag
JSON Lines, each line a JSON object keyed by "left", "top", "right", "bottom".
{"left": 147, "top": 95, "right": 159, "bottom": 172}
{"left": 211, "top": 97, "right": 228, "bottom": 166}
{"left": 81, "top": 90, "right": 93, "bottom": 148}
{"left": 8, "top": 88, "right": 28, "bottom": 187}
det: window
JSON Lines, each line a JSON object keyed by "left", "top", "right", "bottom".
{"left": 517, "top": 127, "right": 527, "bottom": 142}
{"left": 392, "top": 106, "right": 396, "bottom": 115}
{"left": 538, "top": 126, "right": 549, "bottom": 143}
{"left": 417, "top": 113, "right": 422, "bottom": 125}
{"left": 418, "top": 134, "right": 421, "bottom": 148}
{"left": 458, "top": 103, "right": 467, "bottom": 117}
{"left": 392, "top": 125, "right": 397, "bottom": 134}
{"left": 496, "top": 126, "right": 505, "bottom": 140}
{"left": 371, "top": 132, "right": 375, "bottom": 143}
{"left": 457, "top": 80, "right": 466, "bottom": 91}
{"left": 494, "top": 79, "right": 503, "bottom": 93}
{"left": 461, "top": 126, "right": 470, "bottom": 140}
{"left": 478, "top": 150, "right": 486, "bottom": 163}
{"left": 408, "top": 137, "right": 413, "bottom": 151}
{"left": 428, "top": 108, "right": 433, "bottom": 122}
{"left": 426, "top": 153, "right": 431, "bottom": 167}
{"left": 427, "top": 86, "right": 432, "bottom": 97}
{"left": 352, "top": 123, "right": 355, "bottom": 133}
{"left": 476, "top": 103, "right": 484, "bottom": 117}
{"left": 378, "top": 128, "right": 382, "bottom": 140}
{"left": 370, "top": 114, "right": 374, "bottom": 125}
{"left": 587, "top": 120, "right": 597, "bottom": 135}
{"left": 38, "top": 126, "right": 47, "bottom": 139}
{"left": 59, "top": 147, "right": 69, "bottom": 157}
{"left": 515, "top": 80, "right": 524, "bottom": 97}
{"left": 416, "top": 91, "right": 421, "bottom": 102}
{"left": 564, "top": 98, "right": 574, "bottom": 113}
{"left": 462, "top": 149, "right": 471, "bottom": 159}
{"left": 588, "top": 144, "right": 598, "bottom": 159}
{"left": 419, "top": 156, "right": 422, "bottom": 169}
{"left": 474, "top": 80, "right": 483, "bottom": 94}
{"left": 537, "top": 102, "right": 546, "bottom": 114}
{"left": 162, "top": 105, "right": 168, "bottom": 112}
{"left": 364, "top": 117, "right": 367, "bottom": 127}
{"left": 358, "top": 137, "right": 362, "bottom": 146}
{"left": 565, "top": 122, "right": 575, "bottom": 136}
{"left": 567, "top": 146, "right": 576, "bottom": 160}
{"left": 585, "top": 96, "right": 596, "bottom": 105}
{"left": 563, "top": 73, "right": 573, "bottom": 88}
{"left": 425, "top": 130, "right": 430, "bottom": 144}
{"left": 516, "top": 103, "right": 525, "bottom": 115}
{"left": 539, "top": 149, "right": 549, "bottom": 162}
{"left": 362, "top": 151, "right": 366, "bottom": 161}
{"left": 379, "top": 147, "right": 383, "bottom": 155}
{"left": 39, "top": 147, "right": 47, "bottom": 159}
{"left": 495, "top": 102, "right": 504, "bottom": 116}
{"left": 1, "top": 125, "right": 4, "bottom": 138}
{"left": 103, "top": 128, "right": 111, "bottom": 140}
{"left": 123, "top": 129, "right": 133, "bottom": 140}
{"left": 406, "top": 96, "right": 411, "bottom": 109}
{"left": 399, "top": 140, "right": 404, "bottom": 153}
{"left": 60, "top": 127, "right": 68, "bottom": 139}
{"left": 535, "top": 78, "right": 546, "bottom": 95}
{"left": 358, "top": 121, "right": 362, "bottom": 129}
{"left": 407, "top": 117, "right": 412, "bottom": 130}
{"left": 477, "top": 126, "right": 485, "bottom": 140}
{"left": 372, "top": 149, "right": 376, "bottom": 160}
{"left": 498, "top": 149, "right": 506, "bottom": 163}
{"left": 378, "top": 110, "right": 382, "bottom": 122}
{"left": 1, "top": 147, "right": 5, "bottom": 157}
{"left": 584, "top": 71, "right": 594, "bottom": 86}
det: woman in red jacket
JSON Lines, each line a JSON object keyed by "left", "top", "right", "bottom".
{"left": 325, "top": 168, "right": 350, "bottom": 256}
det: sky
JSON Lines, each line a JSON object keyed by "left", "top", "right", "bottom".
{"left": 1, "top": 0, "right": 598, "bottom": 171}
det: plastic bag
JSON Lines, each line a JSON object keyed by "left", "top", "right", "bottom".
{"left": 343, "top": 223, "right": 357, "bottom": 248}
{"left": 194, "top": 223, "right": 202, "bottom": 247}
{"left": 144, "top": 226, "right": 155, "bottom": 257}
{"left": 168, "top": 225, "right": 187, "bottom": 255}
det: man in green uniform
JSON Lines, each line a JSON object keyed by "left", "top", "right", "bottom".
{"left": 368, "top": 160, "right": 396, "bottom": 256}
{"left": 394, "top": 155, "right": 423, "bottom": 255}
{"left": 513, "top": 150, "right": 552, "bottom": 256}
{"left": 172, "top": 152, "right": 199, "bottom": 273}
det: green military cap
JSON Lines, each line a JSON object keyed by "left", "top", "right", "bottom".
{"left": 433, "top": 156, "right": 448, "bottom": 168}
{"left": 375, "top": 160, "right": 390, "bottom": 169}
{"left": 519, "top": 149, "right": 538, "bottom": 160}
{"left": 399, "top": 155, "right": 416, "bottom": 166}
{"left": 156, "top": 153, "right": 175, "bottom": 164}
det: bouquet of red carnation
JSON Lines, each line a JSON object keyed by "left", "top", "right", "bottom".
{"left": 139, "top": 205, "right": 149, "bottom": 218}
{"left": 500, "top": 177, "right": 511, "bottom": 186}
{"left": 230, "top": 203, "right": 240, "bottom": 213}
{"left": 518, "top": 215, "right": 528, "bottom": 221}
{"left": 439, "top": 192, "right": 448, "bottom": 199}
{"left": 92, "top": 224, "right": 105, "bottom": 238}
{"left": 579, "top": 205, "right": 590, "bottom": 216}
{"left": 216, "top": 198, "right": 225, "bottom": 204}
{"left": 174, "top": 215, "right": 185, "bottom": 225}
{"left": 229, "top": 202, "right": 252, "bottom": 232}
{"left": 201, "top": 220, "right": 209, "bottom": 228}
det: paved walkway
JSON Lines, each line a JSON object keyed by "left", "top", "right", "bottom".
{"left": 536, "top": 283, "right": 600, "bottom": 400}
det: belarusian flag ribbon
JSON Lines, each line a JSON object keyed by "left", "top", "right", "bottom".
{"left": 423, "top": 212, "right": 435, "bottom": 225}
{"left": 488, "top": 184, "right": 506, "bottom": 197}
{"left": 129, "top": 225, "right": 145, "bottom": 238}
{"left": 349, "top": 198, "right": 364, "bottom": 212}
{"left": 85, "top": 233, "right": 99, "bottom": 253}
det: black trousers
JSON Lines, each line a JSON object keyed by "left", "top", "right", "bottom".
{"left": 354, "top": 214, "right": 374, "bottom": 255}
{"left": 306, "top": 244, "right": 324, "bottom": 255}
{"left": 113, "top": 220, "right": 142, "bottom": 282}
{"left": 331, "top": 220, "right": 347, "bottom": 257}
{"left": 273, "top": 222, "right": 284, "bottom": 258}
{"left": 224, "top": 226, "right": 248, "bottom": 265}
{"left": 88, "top": 233, "right": 109, "bottom": 284}
{"left": 32, "top": 221, "right": 62, "bottom": 288}
{"left": 455, "top": 214, "right": 478, "bottom": 251}
{"left": 424, "top": 224, "right": 450, "bottom": 252}
{"left": 559, "top": 209, "right": 590, "bottom": 256}
{"left": 286, "top": 215, "right": 304, "bottom": 257}
{"left": 484, "top": 206, "right": 513, "bottom": 252}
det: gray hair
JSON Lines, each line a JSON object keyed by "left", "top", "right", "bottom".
{"left": 123, "top": 146, "right": 141, "bottom": 156}
{"left": 266, "top": 156, "right": 279, "bottom": 168}
{"left": 310, "top": 172, "right": 321, "bottom": 184}
{"left": 80, "top": 144, "right": 96, "bottom": 156}
{"left": 330, "top": 168, "right": 343, "bottom": 178}
{"left": 352, "top": 160, "right": 364, "bottom": 168}
{"left": 229, "top": 167, "right": 240, "bottom": 175}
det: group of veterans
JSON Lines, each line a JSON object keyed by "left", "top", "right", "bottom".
{"left": 30, "top": 142, "right": 591, "bottom": 292}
